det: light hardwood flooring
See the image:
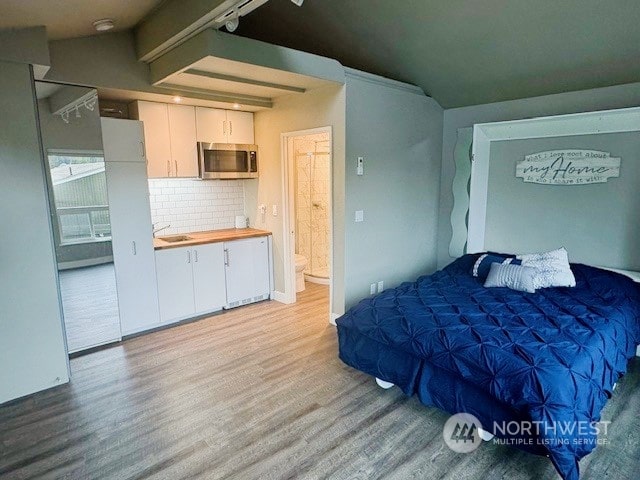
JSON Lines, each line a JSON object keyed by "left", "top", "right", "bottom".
{"left": 1, "top": 282, "right": 639, "bottom": 479}
{"left": 59, "top": 264, "right": 121, "bottom": 353}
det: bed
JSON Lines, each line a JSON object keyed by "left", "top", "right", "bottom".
{"left": 336, "top": 253, "right": 640, "bottom": 480}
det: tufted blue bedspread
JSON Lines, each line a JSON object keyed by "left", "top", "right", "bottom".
{"left": 336, "top": 254, "right": 640, "bottom": 480}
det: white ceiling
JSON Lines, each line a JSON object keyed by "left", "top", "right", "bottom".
{"left": 0, "top": 0, "right": 164, "bottom": 40}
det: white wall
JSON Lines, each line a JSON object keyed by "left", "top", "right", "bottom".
{"left": 343, "top": 71, "right": 443, "bottom": 309}
{"left": 437, "top": 81, "right": 640, "bottom": 268}
{"left": 248, "top": 85, "right": 346, "bottom": 313}
{"left": 0, "top": 61, "right": 69, "bottom": 404}
{"left": 148, "top": 178, "right": 245, "bottom": 234}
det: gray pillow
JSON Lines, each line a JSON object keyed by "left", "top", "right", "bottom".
{"left": 483, "top": 262, "right": 537, "bottom": 294}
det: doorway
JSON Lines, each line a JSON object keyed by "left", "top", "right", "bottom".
{"left": 282, "top": 127, "right": 333, "bottom": 312}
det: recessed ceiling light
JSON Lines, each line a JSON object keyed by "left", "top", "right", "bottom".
{"left": 93, "top": 19, "right": 115, "bottom": 32}
{"left": 173, "top": 96, "right": 182, "bottom": 103}
{"left": 233, "top": 103, "right": 242, "bottom": 109}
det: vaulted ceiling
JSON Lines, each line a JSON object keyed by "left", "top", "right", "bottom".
{"left": 233, "top": 0, "right": 640, "bottom": 108}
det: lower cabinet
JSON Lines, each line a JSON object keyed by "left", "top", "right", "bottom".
{"left": 156, "top": 236, "right": 271, "bottom": 324}
{"left": 156, "top": 243, "right": 227, "bottom": 323}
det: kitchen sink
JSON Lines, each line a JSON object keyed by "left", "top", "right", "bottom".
{"left": 158, "top": 235, "right": 192, "bottom": 243}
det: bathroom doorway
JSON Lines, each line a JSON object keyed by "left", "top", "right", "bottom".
{"left": 281, "top": 127, "right": 332, "bottom": 311}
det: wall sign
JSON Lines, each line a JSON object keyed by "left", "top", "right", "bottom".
{"left": 516, "top": 150, "right": 621, "bottom": 185}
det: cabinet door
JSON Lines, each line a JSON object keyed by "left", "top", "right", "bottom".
{"left": 130, "top": 101, "right": 172, "bottom": 177}
{"left": 103, "top": 158, "right": 161, "bottom": 335}
{"left": 226, "top": 110, "right": 255, "bottom": 144}
{"left": 195, "top": 107, "right": 227, "bottom": 143}
{"left": 168, "top": 104, "right": 199, "bottom": 177}
{"left": 224, "top": 237, "right": 271, "bottom": 306}
{"left": 192, "top": 243, "right": 227, "bottom": 314}
{"left": 155, "top": 247, "right": 195, "bottom": 323}
{"left": 101, "top": 118, "right": 146, "bottom": 162}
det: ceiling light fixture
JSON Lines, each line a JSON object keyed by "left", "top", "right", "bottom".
{"left": 225, "top": 8, "right": 240, "bottom": 32}
{"left": 233, "top": 103, "right": 242, "bottom": 109}
{"left": 93, "top": 19, "right": 115, "bottom": 32}
{"left": 173, "top": 96, "right": 182, "bottom": 103}
{"left": 291, "top": 0, "right": 304, "bottom": 5}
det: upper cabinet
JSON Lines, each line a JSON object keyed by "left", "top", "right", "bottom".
{"left": 131, "top": 101, "right": 255, "bottom": 178}
{"left": 196, "top": 107, "right": 255, "bottom": 145}
{"left": 130, "top": 101, "right": 198, "bottom": 178}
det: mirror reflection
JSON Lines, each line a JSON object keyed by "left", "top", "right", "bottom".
{"left": 36, "top": 81, "right": 121, "bottom": 353}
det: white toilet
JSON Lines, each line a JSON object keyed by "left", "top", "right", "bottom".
{"left": 295, "top": 254, "right": 308, "bottom": 292}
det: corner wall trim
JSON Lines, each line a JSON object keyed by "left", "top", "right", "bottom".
{"left": 344, "top": 67, "right": 425, "bottom": 96}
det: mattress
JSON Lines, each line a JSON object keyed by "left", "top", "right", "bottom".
{"left": 336, "top": 254, "right": 640, "bottom": 480}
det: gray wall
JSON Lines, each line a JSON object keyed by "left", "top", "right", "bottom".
{"left": 344, "top": 73, "right": 443, "bottom": 309}
{"left": 0, "top": 61, "right": 69, "bottom": 404}
{"left": 438, "top": 81, "right": 640, "bottom": 268}
{"left": 485, "top": 133, "right": 640, "bottom": 269}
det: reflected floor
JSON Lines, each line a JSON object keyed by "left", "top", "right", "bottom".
{"left": 59, "top": 263, "right": 121, "bottom": 353}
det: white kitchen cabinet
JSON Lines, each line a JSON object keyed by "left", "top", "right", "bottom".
{"left": 102, "top": 118, "right": 161, "bottom": 335}
{"left": 129, "top": 101, "right": 171, "bottom": 177}
{"left": 195, "top": 107, "right": 227, "bottom": 143}
{"left": 192, "top": 243, "right": 227, "bottom": 314}
{"left": 167, "top": 104, "right": 199, "bottom": 177}
{"left": 131, "top": 101, "right": 199, "bottom": 178}
{"left": 226, "top": 110, "right": 255, "bottom": 144}
{"left": 156, "top": 247, "right": 196, "bottom": 323}
{"left": 155, "top": 243, "right": 227, "bottom": 323}
{"left": 224, "top": 237, "right": 270, "bottom": 307}
{"left": 196, "top": 107, "right": 254, "bottom": 144}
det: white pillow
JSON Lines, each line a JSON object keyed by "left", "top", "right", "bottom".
{"left": 484, "top": 263, "right": 537, "bottom": 293}
{"left": 516, "top": 247, "right": 576, "bottom": 289}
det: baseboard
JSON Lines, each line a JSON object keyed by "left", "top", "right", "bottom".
{"left": 272, "top": 290, "right": 292, "bottom": 304}
{"left": 58, "top": 256, "right": 113, "bottom": 270}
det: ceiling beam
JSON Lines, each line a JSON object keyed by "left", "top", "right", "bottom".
{"left": 184, "top": 68, "right": 307, "bottom": 93}
{"left": 135, "top": 0, "right": 269, "bottom": 63}
{"left": 155, "top": 83, "right": 273, "bottom": 108}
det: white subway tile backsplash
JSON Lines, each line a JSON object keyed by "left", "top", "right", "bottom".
{"left": 148, "top": 179, "right": 245, "bottom": 235}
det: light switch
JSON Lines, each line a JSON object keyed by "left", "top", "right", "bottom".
{"left": 377, "top": 281, "right": 384, "bottom": 292}
{"left": 357, "top": 157, "right": 364, "bottom": 176}
{"left": 370, "top": 283, "right": 376, "bottom": 295}
{"left": 272, "top": 205, "right": 278, "bottom": 216}
{"left": 355, "top": 210, "right": 364, "bottom": 222}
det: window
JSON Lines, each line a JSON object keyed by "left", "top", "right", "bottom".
{"left": 47, "top": 151, "right": 111, "bottom": 245}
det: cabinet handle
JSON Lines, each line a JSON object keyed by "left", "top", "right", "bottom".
{"left": 194, "top": 250, "right": 199, "bottom": 263}
{"left": 167, "top": 160, "right": 171, "bottom": 176}
{"left": 223, "top": 121, "right": 226, "bottom": 136}
{"left": 229, "top": 121, "right": 233, "bottom": 136}
{"left": 132, "top": 241, "right": 137, "bottom": 256}
{"left": 187, "top": 250, "right": 191, "bottom": 264}
{"left": 174, "top": 160, "right": 178, "bottom": 176}
{"left": 140, "top": 141, "right": 146, "bottom": 159}
{"left": 224, "top": 248, "right": 229, "bottom": 266}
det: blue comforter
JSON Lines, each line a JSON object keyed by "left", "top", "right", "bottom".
{"left": 336, "top": 255, "right": 640, "bottom": 480}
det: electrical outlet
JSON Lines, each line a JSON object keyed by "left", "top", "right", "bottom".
{"left": 357, "top": 156, "right": 364, "bottom": 175}
{"left": 355, "top": 210, "right": 364, "bottom": 222}
{"left": 272, "top": 204, "right": 278, "bottom": 216}
{"left": 370, "top": 283, "right": 376, "bottom": 295}
{"left": 377, "top": 281, "right": 384, "bottom": 292}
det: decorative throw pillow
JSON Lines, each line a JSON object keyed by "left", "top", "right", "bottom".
{"left": 516, "top": 247, "right": 576, "bottom": 289}
{"left": 472, "top": 253, "right": 521, "bottom": 281}
{"left": 484, "top": 263, "right": 537, "bottom": 293}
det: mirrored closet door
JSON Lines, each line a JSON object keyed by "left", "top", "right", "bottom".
{"left": 36, "top": 80, "right": 122, "bottom": 353}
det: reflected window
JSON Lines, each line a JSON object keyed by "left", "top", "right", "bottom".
{"left": 47, "top": 151, "right": 111, "bottom": 245}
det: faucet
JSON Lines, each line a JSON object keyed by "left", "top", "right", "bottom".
{"left": 153, "top": 223, "right": 171, "bottom": 237}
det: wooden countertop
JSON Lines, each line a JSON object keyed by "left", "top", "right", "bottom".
{"left": 154, "top": 228, "right": 271, "bottom": 250}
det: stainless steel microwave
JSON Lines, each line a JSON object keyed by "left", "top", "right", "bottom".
{"left": 197, "top": 143, "right": 258, "bottom": 179}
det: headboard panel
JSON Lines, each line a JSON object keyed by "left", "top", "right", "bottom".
{"left": 467, "top": 107, "right": 640, "bottom": 270}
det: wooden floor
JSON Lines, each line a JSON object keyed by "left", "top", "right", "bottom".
{"left": 59, "top": 264, "right": 121, "bottom": 353}
{"left": 1, "top": 281, "right": 639, "bottom": 479}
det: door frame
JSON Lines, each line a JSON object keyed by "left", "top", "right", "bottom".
{"left": 280, "top": 126, "right": 333, "bottom": 316}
